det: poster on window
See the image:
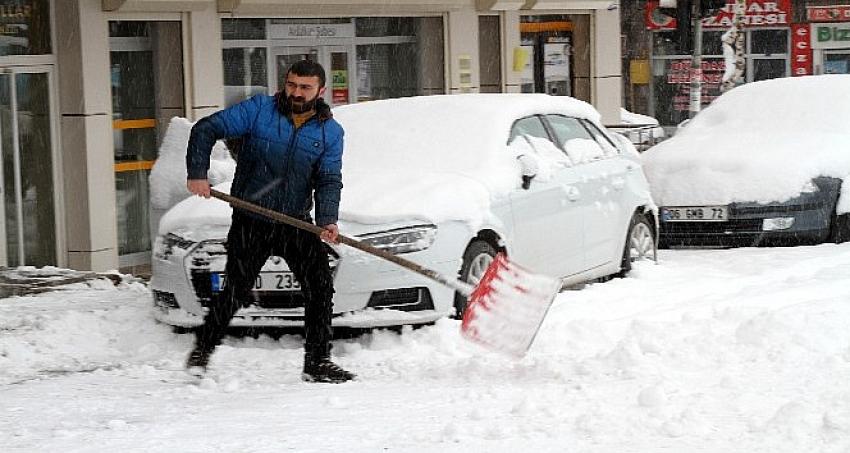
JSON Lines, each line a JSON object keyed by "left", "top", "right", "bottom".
{"left": 519, "top": 45, "right": 535, "bottom": 93}
{"left": 331, "top": 69, "right": 348, "bottom": 105}
{"left": 356, "top": 59, "right": 371, "bottom": 101}
{"left": 654, "top": 58, "right": 726, "bottom": 125}
{"left": 544, "top": 43, "right": 570, "bottom": 96}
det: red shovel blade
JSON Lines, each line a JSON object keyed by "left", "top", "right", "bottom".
{"left": 460, "top": 253, "right": 562, "bottom": 357}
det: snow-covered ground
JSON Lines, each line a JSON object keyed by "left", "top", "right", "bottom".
{"left": 2, "top": 245, "right": 850, "bottom": 452}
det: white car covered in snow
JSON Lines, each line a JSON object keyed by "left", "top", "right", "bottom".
{"left": 150, "top": 94, "right": 656, "bottom": 329}
{"left": 642, "top": 75, "right": 850, "bottom": 247}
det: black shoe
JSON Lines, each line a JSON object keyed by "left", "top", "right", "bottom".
{"left": 302, "top": 358, "right": 356, "bottom": 383}
{"left": 185, "top": 346, "right": 213, "bottom": 377}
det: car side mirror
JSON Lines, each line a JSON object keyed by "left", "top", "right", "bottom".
{"left": 517, "top": 154, "right": 538, "bottom": 190}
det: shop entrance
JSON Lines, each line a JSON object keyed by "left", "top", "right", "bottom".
{"left": 272, "top": 46, "right": 354, "bottom": 107}
{"left": 0, "top": 66, "right": 58, "bottom": 267}
{"left": 109, "top": 21, "right": 184, "bottom": 268}
{"left": 520, "top": 16, "right": 573, "bottom": 97}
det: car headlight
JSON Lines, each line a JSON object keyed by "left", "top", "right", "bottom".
{"left": 153, "top": 233, "right": 196, "bottom": 259}
{"left": 358, "top": 225, "right": 437, "bottom": 254}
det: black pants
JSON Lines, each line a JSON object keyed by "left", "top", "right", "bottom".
{"left": 195, "top": 212, "right": 335, "bottom": 359}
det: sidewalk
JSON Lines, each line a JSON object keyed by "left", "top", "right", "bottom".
{"left": 0, "top": 267, "right": 124, "bottom": 298}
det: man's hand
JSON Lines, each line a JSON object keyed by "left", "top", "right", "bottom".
{"left": 187, "top": 179, "right": 211, "bottom": 198}
{"left": 319, "top": 224, "right": 339, "bottom": 244}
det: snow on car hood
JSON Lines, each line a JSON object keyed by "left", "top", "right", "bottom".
{"left": 158, "top": 94, "right": 603, "bottom": 236}
{"left": 641, "top": 75, "right": 850, "bottom": 211}
{"left": 158, "top": 182, "right": 463, "bottom": 242}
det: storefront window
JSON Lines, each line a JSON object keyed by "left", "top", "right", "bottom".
{"left": 825, "top": 52, "right": 850, "bottom": 75}
{"left": 356, "top": 43, "right": 419, "bottom": 100}
{"left": 650, "top": 26, "right": 789, "bottom": 126}
{"left": 702, "top": 31, "right": 724, "bottom": 57}
{"left": 0, "top": 0, "right": 50, "bottom": 56}
{"left": 652, "top": 30, "right": 724, "bottom": 56}
{"left": 221, "top": 17, "right": 445, "bottom": 106}
{"left": 750, "top": 29, "right": 787, "bottom": 56}
{"left": 355, "top": 17, "right": 417, "bottom": 37}
{"left": 752, "top": 59, "right": 786, "bottom": 81}
{"left": 222, "top": 18, "right": 265, "bottom": 40}
{"left": 223, "top": 47, "right": 268, "bottom": 106}
{"left": 652, "top": 31, "right": 679, "bottom": 56}
{"left": 651, "top": 57, "right": 725, "bottom": 126}
{"left": 110, "top": 21, "right": 185, "bottom": 264}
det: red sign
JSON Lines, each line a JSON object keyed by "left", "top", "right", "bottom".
{"left": 645, "top": 1, "right": 676, "bottom": 31}
{"left": 646, "top": 0, "right": 791, "bottom": 30}
{"left": 790, "top": 24, "right": 813, "bottom": 76}
{"left": 703, "top": 0, "right": 791, "bottom": 28}
{"left": 807, "top": 5, "right": 850, "bottom": 22}
{"left": 332, "top": 88, "right": 349, "bottom": 105}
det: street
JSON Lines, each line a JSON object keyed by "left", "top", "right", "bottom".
{"left": 2, "top": 244, "right": 849, "bottom": 452}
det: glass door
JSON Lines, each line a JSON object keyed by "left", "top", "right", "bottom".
{"left": 109, "top": 21, "right": 184, "bottom": 268}
{"left": 272, "top": 46, "right": 354, "bottom": 108}
{"left": 0, "top": 67, "right": 58, "bottom": 267}
{"left": 272, "top": 46, "right": 319, "bottom": 93}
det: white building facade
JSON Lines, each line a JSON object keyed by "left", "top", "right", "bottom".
{"left": 4, "top": 0, "right": 622, "bottom": 271}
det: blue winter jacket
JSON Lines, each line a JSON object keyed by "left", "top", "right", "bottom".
{"left": 186, "top": 94, "right": 344, "bottom": 226}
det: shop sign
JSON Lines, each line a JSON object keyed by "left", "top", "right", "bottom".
{"left": 644, "top": 1, "right": 676, "bottom": 30}
{"left": 703, "top": 0, "right": 790, "bottom": 28}
{"left": 791, "top": 24, "right": 813, "bottom": 76}
{"left": 269, "top": 23, "right": 355, "bottom": 40}
{"left": 645, "top": 0, "right": 790, "bottom": 30}
{"left": 811, "top": 22, "right": 850, "bottom": 49}
{"left": 807, "top": 6, "right": 850, "bottom": 23}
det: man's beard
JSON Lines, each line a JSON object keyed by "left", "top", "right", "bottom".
{"left": 286, "top": 94, "right": 318, "bottom": 114}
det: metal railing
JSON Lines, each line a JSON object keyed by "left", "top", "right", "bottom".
{"left": 605, "top": 123, "right": 666, "bottom": 152}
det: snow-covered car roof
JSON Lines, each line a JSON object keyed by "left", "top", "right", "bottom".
{"left": 641, "top": 75, "right": 850, "bottom": 209}
{"left": 333, "top": 94, "right": 600, "bottom": 225}
{"left": 159, "top": 94, "right": 603, "bottom": 235}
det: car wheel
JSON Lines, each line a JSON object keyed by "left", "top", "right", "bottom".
{"left": 453, "top": 240, "right": 497, "bottom": 319}
{"left": 829, "top": 213, "right": 850, "bottom": 244}
{"left": 616, "top": 212, "right": 655, "bottom": 278}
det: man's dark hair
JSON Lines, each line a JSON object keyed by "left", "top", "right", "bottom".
{"left": 286, "top": 60, "right": 326, "bottom": 88}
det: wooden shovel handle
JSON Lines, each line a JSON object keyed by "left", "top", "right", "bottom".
{"left": 209, "top": 189, "right": 472, "bottom": 296}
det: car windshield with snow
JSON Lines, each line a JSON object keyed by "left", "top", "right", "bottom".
{"left": 150, "top": 94, "right": 656, "bottom": 329}
{"left": 641, "top": 75, "right": 850, "bottom": 248}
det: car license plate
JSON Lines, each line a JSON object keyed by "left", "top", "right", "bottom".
{"left": 662, "top": 206, "right": 728, "bottom": 222}
{"left": 210, "top": 272, "right": 301, "bottom": 292}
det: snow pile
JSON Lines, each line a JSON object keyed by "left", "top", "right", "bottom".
{"left": 642, "top": 75, "right": 850, "bottom": 211}
{"left": 149, "top": 117, "right": 236, "bottom": 212}
{"left": 0, "top": 278, "right": 183, "bottom": 385}
{"left": 2, "top": 245, "right": 850, "bottom": 451}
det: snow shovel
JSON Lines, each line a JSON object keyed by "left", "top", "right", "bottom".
{"left": 209, "top": 188, "right": 563, "bottom": 357}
